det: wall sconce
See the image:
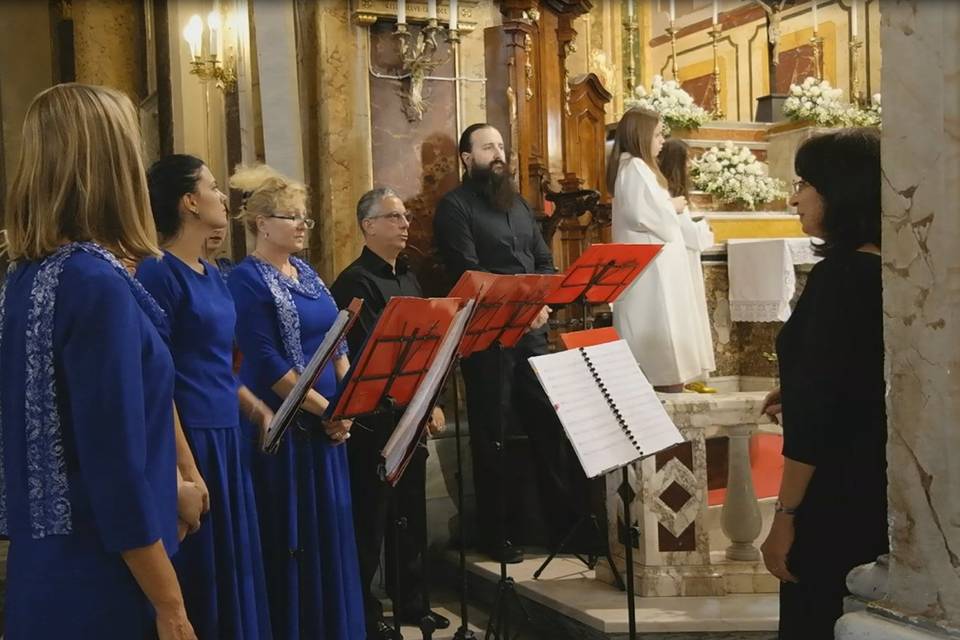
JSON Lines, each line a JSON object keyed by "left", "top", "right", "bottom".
{"left": 393, "top": 0, "right": 459, "bottom": 122}
{"left": 183, "top": 11, "right": 237, "bottom": 93}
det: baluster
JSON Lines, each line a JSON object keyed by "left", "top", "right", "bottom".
{"left": 721, "top": 424, "right": 762, "bottom": 561}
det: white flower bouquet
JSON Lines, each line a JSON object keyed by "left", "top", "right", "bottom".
{"left": 843, "top": 93, "right": 882, "bottom": 127}
{"left": 690, "top": 141, "right": 787, "bottom": 210}
{"left": 625, "top": 75, "right": 711, "bottom": 133}
{"left": 783, "top": 77, "right": 848, "bottom": 126}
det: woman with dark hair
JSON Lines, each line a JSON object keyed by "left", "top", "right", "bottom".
{"left": 136, "top": 154, "right": 273, "bottom": 639}
{"left": 760, "top": 128, "right": 887, "bottom": 639}
{"left": 657, "top": 138, "right": 716, "bottom": 391}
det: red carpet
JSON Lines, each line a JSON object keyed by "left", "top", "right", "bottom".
{"left": 707, "top": 434, "right": 784, "bottom": 506}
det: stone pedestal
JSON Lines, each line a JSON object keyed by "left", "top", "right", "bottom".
{"left": 599, "top": 392, "right": 777, "bottom": 597}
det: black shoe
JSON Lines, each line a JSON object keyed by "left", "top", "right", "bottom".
{"left": 481, "top": 543, "right": 525, "bottom": 564}
{"left": 395, "top": 609, "right": 451, "bottom": 630}
{"left": 369, "top": 619, "right": 403, "bottom": 640}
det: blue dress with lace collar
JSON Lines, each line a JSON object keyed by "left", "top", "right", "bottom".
{"left": 227, "top": 255, "right": 364, "bottom": 640}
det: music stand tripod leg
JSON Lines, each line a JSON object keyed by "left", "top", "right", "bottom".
{"left": 483, "top": 345, "right": 534, "bottom": 640}
{"left": 451, "top": 364, "right": 478, "bottom": 639}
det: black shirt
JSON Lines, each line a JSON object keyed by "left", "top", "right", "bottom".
{"left": 330, "top": 246, "right": 423, "bottom": 357}
{"left": 433, "top": 176, "right": 556, "bottom": 285}
{"left": 776, "top": 251, "right": 887, "bottom": 571}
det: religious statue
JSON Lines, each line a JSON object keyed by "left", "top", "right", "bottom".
{"left": 750, "top": 0, "right": 794, "bottom": 66}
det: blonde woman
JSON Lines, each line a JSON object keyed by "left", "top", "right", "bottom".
{"left": 0, "top": 84, "right": 196, "bottom": 639}
{"left": 606, "top": 107, "right": 711, "bottom": 392}
{"left": 226, "top": 165, "right": 364, "bottom": 639}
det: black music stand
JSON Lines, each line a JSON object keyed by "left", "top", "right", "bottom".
{"left": 533, "top": 243, "right": 662, "bottom": 581}
{"left": 331, "top": 297, "right": 464, "bottom": 640}
{"left": 448, "top": 271, "right": 566, "bottom": 640}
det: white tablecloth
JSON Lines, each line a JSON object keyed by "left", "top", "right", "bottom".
{"left": 727, "top": 238, "right": 821, "bottom": 322}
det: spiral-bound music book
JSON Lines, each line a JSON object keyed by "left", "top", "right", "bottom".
{"left": 529, "top": 339, "right": 684, "bottom": 478}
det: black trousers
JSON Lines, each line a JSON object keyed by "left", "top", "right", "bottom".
{"left": 460, "top": 338, "right": 587, "bottom": 549}
{"left": 347, "top": 417, "right": 430, "bottom": 630}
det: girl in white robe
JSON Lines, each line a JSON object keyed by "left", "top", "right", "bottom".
{"left": 659, "top": 138, "right": 717, "bottom": 385}
{"left": 606, "top": 107, "right": 713, "bottom": 390}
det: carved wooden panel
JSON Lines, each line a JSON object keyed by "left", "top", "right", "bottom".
{"left": 562, "top": 73, "right": 612, "bottom": 197}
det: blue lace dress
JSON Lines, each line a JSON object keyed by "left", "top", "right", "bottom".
{"left": 227, "top": 256, "right": 365, "bottom": 640}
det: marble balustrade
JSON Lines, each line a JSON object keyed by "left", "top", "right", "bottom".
{"left": 596, "top": 391, "right": 780, "bottom": 597}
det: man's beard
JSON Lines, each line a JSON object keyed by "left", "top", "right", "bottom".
{"left": 470, "top": 160, "right": 517, "bottom": 211}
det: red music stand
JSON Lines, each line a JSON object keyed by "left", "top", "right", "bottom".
{"left": 448, "top": 271, "right": 566, "bottom": 357}
{"left": 329, "top": 296, "right": 464, "bottom": 420}
{"left": 545, "top": 243, "right": 662, "bottom": 332}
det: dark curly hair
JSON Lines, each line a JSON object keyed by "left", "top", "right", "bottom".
{"left": 794, "top": 128, "right": 880, "bottom": 256}
{"left": 146, "top": 154, "right": 205, "bottom": 240}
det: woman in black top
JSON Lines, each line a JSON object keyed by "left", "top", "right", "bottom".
{"left": 760, "top": 128, "right": 888, "bottom": 640}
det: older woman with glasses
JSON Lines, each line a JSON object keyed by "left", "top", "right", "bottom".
{"left": 226, "top": 164, "right": 364, "bottom": 640}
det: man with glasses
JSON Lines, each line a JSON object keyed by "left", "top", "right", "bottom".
{"left": 331, "top": 187, "right": 449, "bottom": 639}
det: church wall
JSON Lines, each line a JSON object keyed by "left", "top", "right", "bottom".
{"left": 0, "top": 1, "right": 55, "bottom": 219}
{"left": 643, "top": 0, "right": 881, "bottom": 123}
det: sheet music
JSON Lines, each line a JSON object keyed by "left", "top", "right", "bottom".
{"left": 528, "top": 339, "right": 683, "bottom": 478}
{"left": 382, "top": 300, "right": 476, "bottom": 482}
{"left": 263, "top": 307, "right": 355, "bottom": 454}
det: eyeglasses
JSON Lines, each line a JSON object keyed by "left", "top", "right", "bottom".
{"left": 792, "top": 178, "right": 811, "bottom": 195}
{"left": 268, "top": 214, "right": 315, "bottom": 229}
{"left": 367, "top": 212, "right": 414, "bottom": 224}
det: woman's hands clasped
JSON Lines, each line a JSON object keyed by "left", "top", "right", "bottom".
{"left": 324, "top": 417, "right": 353, "bottom": 445}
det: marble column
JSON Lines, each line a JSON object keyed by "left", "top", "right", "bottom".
{"left": 73, "top": 0, "right": 141, "bottom": 102}
{"left": 295, "top": 3, "right": 372, "bottom": 283}
{"left": 836, "top": 1, "right": 960, "bottom": 638}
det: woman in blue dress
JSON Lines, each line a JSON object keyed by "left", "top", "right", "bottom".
{"left": 226, "top": 164, "right": 365, "bottom": 639}
{"left": 0, "top": 83, "right": 197, "bottom": 639}
{"left": 137, "top": 154, "right": 274, "bottom": 639}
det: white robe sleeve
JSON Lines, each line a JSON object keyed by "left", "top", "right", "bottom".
{"left": 678, "top": 211, "right": 716, "bottom": 251}
{"left": 615, "top": 158, "right": 682, "bottom": 242}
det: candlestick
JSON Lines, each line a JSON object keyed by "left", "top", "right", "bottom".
{"left": 397, "top": 0, "right": 406, "bottom": 24}
{"left": 449, "top": 0, "right": 458, "bottom": 30}
{"left": 623, "top": 14, "right": 638, "bottom": 93}
{"left": 849, "top": 37, "right": 864, "bottom": 106}
{"left": 810, "top": 32, "right": 824, "bottom": 80}
{"left": 207, "top": 10, "right": 221, "bottom": 59}
{"left": 709, "top": 24, "right": 723, "bottom": 118}
{"left": 666, "top": 21, "right": 679, "bottom": 80}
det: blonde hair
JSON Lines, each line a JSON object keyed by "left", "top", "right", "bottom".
{"left": 229, "top": 164, "right": 309, "bottom": 235}
{"left": 5, "top": 83, "right": 160, "bottom": 261}
{"left": 606, "top": 106, "right": 668, "bottom": 196}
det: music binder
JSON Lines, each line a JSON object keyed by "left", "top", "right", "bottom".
{"left": 262, "top": 298, "right": 363, "bottom": 454}
{"left": 528, "top": 339, "right": 683, "bottom": 478}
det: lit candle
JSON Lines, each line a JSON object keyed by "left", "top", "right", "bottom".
{"left": 850, "top": 0, "right": 858, "bottom": 38}
{"left": 183, "top": 15, "right": 203, "bottom": 59}
{"left": 712, "top": 0, "right": 718, "bottom": 26}
{"left": 207, "top": 10, "right": 221, "bottom": 59}
{"left": 449, "top": 0, "right": 458, "bottom": 30}
{"left": 428, "top": 0, "right": 437, "bottom": 19}
{"left": 627, "top": 0, "right": 634, "bottom": 19}
{"left": 811, "top": 0, "right": 818, "bottom": 31}
{"left": 397, "top": 0, "right": 406, "bottom": 25}
{"left": 669, "top": 0, "right": 676, "bottom": 22}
